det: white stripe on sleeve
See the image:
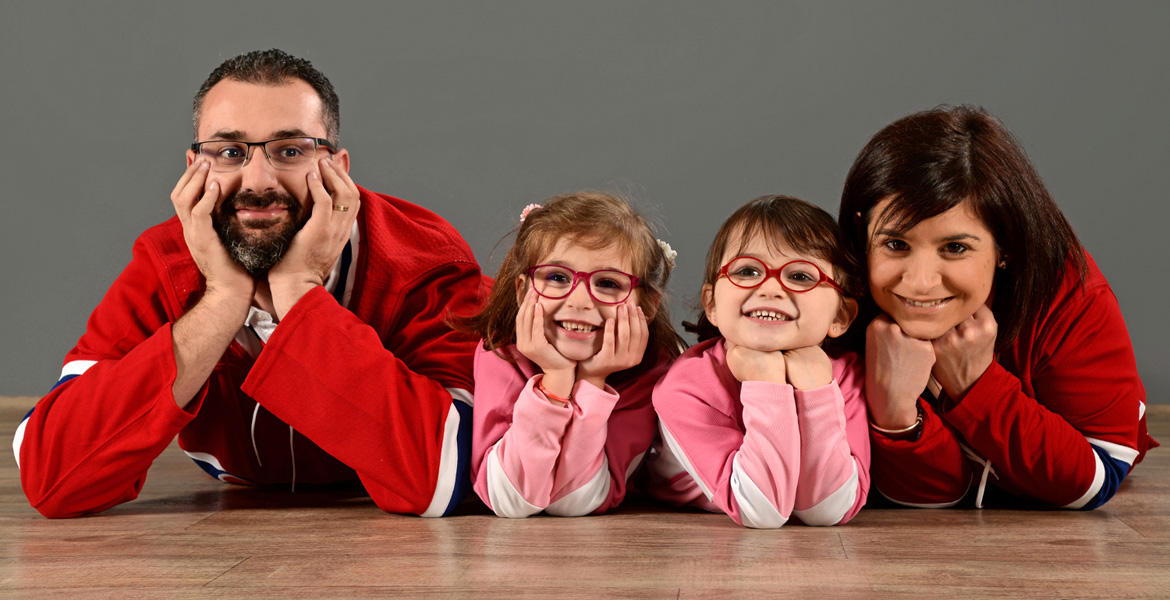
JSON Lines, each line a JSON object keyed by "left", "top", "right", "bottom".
{"left": 485, "top": 442, "right": 542, "bottom": 518}
{"left": 730, "top": 453, "right": 788, "bottom": 529}
{"left": 792, "top": 462, "right": 858, "bottom": 526}
{"left": 420, "top": 387, "right": 472, "bottom": 518}
{"left": 545, "top": 456, "right": 613, "bottom": 517}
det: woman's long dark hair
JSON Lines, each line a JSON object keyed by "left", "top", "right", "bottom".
{"left": 838, "top": 105, "right": 1086, "bottom": 352}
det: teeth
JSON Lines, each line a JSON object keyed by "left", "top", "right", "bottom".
{"left": 904, "top": 298, "right": 946, "bottom": 308}
{"left": 747, "top": 310, "right": 792, "bottom": 321}
{"left": 559, "top": 321, "right": 598, "bottom": 333}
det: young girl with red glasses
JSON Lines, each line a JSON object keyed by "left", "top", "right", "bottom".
{"left": 463, "top": 191, "right": 685, "bottom": 517}
{"left": 650, "top": 195, "right": 870, "bottom": 528}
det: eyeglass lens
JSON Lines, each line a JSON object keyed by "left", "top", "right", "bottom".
{"left": 726, "top": 257, "right": 824, "bottom": 292}
{"left": 197, "top": 138, "right": 321, "bottom": 172}
{"left": 531, "top": 266, "right": 634, "bottom": 304}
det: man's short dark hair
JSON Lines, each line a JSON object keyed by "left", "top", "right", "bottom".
{"left": 193, "top": 49, "right": 340, "bottom": 144}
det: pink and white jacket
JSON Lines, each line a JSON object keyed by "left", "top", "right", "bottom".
{"left": 650, "top": 339, "right": 870, "bottom": 528}
{"left": 471, "top": 345, "right": 666, "bottom": 517}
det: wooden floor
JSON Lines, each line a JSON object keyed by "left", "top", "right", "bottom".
{"left": 1, "top": 396, "right": 1166, "bottom": 599}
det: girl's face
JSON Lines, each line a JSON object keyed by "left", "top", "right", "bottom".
{"left": 519, "top": 238, "right": 641, "bottom": 362}
{"left": 866, "top": 198, "right": 999, "bottom": 340}
{"left": 703, "top": 231, "right": 854, "bottom": 352}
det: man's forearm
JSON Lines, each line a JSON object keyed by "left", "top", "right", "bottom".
{"left": 171, "top": 289, "right": 252, "bottom": 409}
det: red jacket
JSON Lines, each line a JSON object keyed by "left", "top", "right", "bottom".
{"left": 16, "top": 186, "right": 486, "bottom": 518}
{"left": 871, "top": 253, "right": 1156, "bottom": 509}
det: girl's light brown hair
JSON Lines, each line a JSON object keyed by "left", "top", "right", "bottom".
{"left": 463, "top": 191, "right": 685, "bottom": 377}
{"left": 685, "top": 195, "right": 861, "bottom": 345}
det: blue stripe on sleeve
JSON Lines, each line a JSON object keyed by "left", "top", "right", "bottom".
{"left": 1080, "top": 444, "right": 1131, "bottom": 510}
{"left": 438, "top": 399, "right": 473, "bottom": 516}
{"left": 49, "top": 374, "right": 80, "bottom": 392}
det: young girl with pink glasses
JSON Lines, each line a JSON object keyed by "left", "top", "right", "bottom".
{"left": 465, "top": 191, "right": 684, "bottom": 517}
{"left": 650, "top": 195, "right": 870, "bottom": 528}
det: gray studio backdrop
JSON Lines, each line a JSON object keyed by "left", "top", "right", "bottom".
{"left": 2, "top": 1, "right": 1167, "bottom": 402}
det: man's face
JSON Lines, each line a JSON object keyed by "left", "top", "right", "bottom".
{"left": 186, "top": 79, "right": 349, "bottom": 275}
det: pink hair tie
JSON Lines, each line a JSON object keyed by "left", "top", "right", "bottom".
{"left": 520, "top": 204, "right": 542, "bottom": 222}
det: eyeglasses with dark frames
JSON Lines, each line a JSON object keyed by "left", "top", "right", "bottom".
{"left": 718, "top": 256, "right": 844, "bottom": 294}
{"left": 190, "top": 137, "right": 338, "bottom": 172}
{"left": 526, "top": 265, "right": 641, "bottom": 305}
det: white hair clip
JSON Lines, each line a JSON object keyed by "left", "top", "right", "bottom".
{"left": 657, "top": 239, "right": 677, "bottom": 267}
{"left": 520, "top": 204, "right": 542, "bottom": 223}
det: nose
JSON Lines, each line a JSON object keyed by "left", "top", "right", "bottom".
{"left": 564, "top": 276, "right": 597, "bottom": 309}
{"left": 755, "top": 274, "right": 790, "bottom": 298}
{"left": 902, "top": 252, "right": 942, "bottom": 293}
{"left": 237, "top": 146, "right": 280, "bottom": 192}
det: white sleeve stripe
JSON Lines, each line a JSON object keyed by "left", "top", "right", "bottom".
{"left": 792, "top": 462, "right": 858, "bottom": 526}
{"left": 485, "top": 443, "right": 542, "bottom": 518}
{"left": 545, "top": 457, "right": 611, "bottom": 516}
{"left": 1063, "top": 449, "right": 1106, "bottom": 510}
{"left": 730, "top": 453, "right": 787, "bottom": 529}
{"left": 420, "top": 388, "right": 471, "bottom": 518}
{"left": 1139, "top": 401, "right": 1146, "bottom": 421}
{"left": 59, "top": 360, "right": 98, "bottom": 380}
{"left": 658, "top": 423, "right": 714, "bottom": 500}
{"left": 1084, "top": 437, "right": 1139, "bottom": 466}
{"left": 13, "top": 415, "right": 29, "bottom": 469}
{"left": 876, "top": 486, "right": 966, "bottom": 509}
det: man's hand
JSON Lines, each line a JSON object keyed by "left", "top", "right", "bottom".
{"left": 865, "top": 315, "right": 933, "bottom": 430}
{"left": 170, "top": 159, "right": 254, "bottom": 301}
{"left": 578, "top": 303, "right": 649, "bottom": 391}
{"left": 515, "top": 288, "right": 577, "bottom": 402}
{"left": 931, "top": 304, "right": 997, "bottom": 401}
{"left": 783, "top": 345, "right": 834, "bottom": 391}
{"left": 725, "top": 342, "right": 787, "bottom": 385}
{"left": 169, "top": 159, "right": 254, "bottom": 409}
{"left": 269, "top": 158, "right": 361, "bottom": 319}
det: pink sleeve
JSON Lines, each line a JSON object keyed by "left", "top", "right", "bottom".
{"left": 470, "top": 346, "right": 573, "bottom": 517}
{"left": 653, "top": 342, "right": 802, "bottom": 528}
{"left": 791, "top": 352, "right": 870, "bottom": 525}
{"left": 549, "top": 365, "right": 660, "bottom": 514}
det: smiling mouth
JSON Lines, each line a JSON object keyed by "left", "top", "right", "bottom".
{"left": 558, "top": 321, "right": 599, "bottom": 333}
{"left": 897, "top": 294, "right": 951, "bottom": 308}
{"left": 745, "top": 309, "right": 793, "bottom": 321}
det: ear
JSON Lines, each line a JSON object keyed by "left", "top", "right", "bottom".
{"left": 186, "top": 148, "right": 197, "bottom": 167}
{"left": 333, "top": 148, "right": 351, "bottom": 173}
{"left": 701, "top": 283, "right": 718, "bottom": 327}
{"left": 515, "top": 273, "right": 527, "bottom": 305}
{"left": 826, "top": 297, "right": 859, "bottom": 339}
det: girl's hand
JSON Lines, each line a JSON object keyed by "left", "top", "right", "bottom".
{"left": 725, "top": 342, "right": 787, "bottom": 385}
{"left": 866, "top": 314, "right": 934, "bottom": 429}
{"left": 783, "top": 345, "right": 834, "bottom": 391}
{"left": 931, "top": 304, "right": 997, "bottom": 401}
{"left": 515, "top": 288, "right": 577, "bottom": 397}
{"left": 578, "top": 303, "right": 649, "bottom": 390}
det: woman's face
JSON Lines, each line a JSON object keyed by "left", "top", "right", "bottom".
{"left": 866, "top": 198, "right": 999, "bottom": 340}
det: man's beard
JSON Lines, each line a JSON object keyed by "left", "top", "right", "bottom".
{"left": 212, "top": 190, "right": 307, "bottom": 276}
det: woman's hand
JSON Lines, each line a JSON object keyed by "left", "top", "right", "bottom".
{"left": 515, "top": 288, "right": 576, "bottom": 399}
{"left": 578, "top": 303, "right": 649, "bottom": 390}
{"left": 866, "top": 314, "right": 934, "bottom": 429}
{"left": 725, "top": 342, "right": 787, "bottom": 385}
{"left": 783, "top": 345, "right": 834, "bottom": 390}
{"left": 931, "top": 304, "right": 998, "bottom": 401}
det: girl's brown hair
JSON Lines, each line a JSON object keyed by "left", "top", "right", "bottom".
{"left": 838, "top": 105, "right": 1086, "bottom": 352}
{"left": 685, "top": 195, "right": 861, "bottom": 345}
{"left": 463, "top": 191, "right": 685, "bottom": 376}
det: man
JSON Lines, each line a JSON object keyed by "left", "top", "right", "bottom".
{"left": 14, "top": 49, "right": 486, "bottom": 518}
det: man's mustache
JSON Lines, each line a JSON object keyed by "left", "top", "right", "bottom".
{"left": 226, "top": 190, "right": 299, "bottom": 211}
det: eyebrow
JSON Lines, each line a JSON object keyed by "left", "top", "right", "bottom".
{"left": 205, "top": 128, "right": 312, "bottom": 142}
{"left": 872, "top": 228, "right": 983, "bottom": 243}
{"left": 544, "top": 261, "right": 627, "bottom": 272}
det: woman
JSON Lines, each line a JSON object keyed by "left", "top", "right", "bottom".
{"left": 838, "top": 105, "right": 1156, "bottom": 509}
